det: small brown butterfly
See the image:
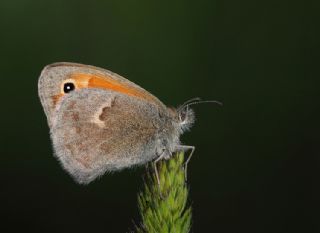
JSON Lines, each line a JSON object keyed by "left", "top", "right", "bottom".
{"left": 38, "top": 62, "right": 221, "bottom": 184}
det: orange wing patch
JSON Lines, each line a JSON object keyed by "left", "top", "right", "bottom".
{"left": 76, "top": 73, "right": 158, "bottom": 103}
{"left": 51, "top": 72, "right": 160, "bottom": 107}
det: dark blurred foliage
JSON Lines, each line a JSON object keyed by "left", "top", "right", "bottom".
{"left": 0, "top": 0, "right": 319, "bottom": 232}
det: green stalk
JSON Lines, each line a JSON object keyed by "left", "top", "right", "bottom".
{"left": 136, "top": 152, "right": 192, "bottom": 233}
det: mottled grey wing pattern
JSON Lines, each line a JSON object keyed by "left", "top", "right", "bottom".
{"left": 51, "top": 88, "right": 164, "bottom": 184}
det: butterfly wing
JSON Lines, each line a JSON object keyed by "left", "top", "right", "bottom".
{"left": 38, "top": 62, "right": 166, "bottom": 127}
{"left": 51, "top": 88, "right": 167, "bottom": 184}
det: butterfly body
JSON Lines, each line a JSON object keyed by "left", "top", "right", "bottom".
{"left": 38, "top": 63, "right": 194, "bottom": 184}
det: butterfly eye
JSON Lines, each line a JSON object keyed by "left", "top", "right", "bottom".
{"left": 63, "top": 82, "right": 75, "bottom": 93}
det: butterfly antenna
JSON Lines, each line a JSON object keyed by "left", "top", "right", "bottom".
{"left": 177, "top": 97, "right": 201, "bottom": 112}
{"left": 178, "top": 100, "right": 223, "bottom": 113}
{"left": 178, "top": 97, "right": 201, "bottom": 111}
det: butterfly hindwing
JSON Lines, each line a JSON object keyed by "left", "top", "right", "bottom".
{"left": 50, "top": 88, "right": 163, "bottom": 184}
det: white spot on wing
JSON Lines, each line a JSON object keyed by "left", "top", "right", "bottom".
{"left": 91, "top": 97, "right": 114, "bottom": 128}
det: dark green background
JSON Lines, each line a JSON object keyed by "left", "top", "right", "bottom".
{"left": 0, "top": 1, "right": 319, "bottom": 232}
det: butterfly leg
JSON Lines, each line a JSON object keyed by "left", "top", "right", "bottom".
{"left": 153, "top": 151, "right": 166, "bottom": 187}
{"left": 176, "top": 145, "right": 195, "bottom": 181}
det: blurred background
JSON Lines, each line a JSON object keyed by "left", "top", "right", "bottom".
{"left": 0, "top": 0, "right": 319, "bottom": 232}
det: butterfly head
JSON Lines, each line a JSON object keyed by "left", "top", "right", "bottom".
{"left": 174, "top": 98, "right": 223, "bottom": 134}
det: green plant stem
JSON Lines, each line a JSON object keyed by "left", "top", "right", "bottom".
{"left": 136, "top": 152, "right": 192, "bottom": 233}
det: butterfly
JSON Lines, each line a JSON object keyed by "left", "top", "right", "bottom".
{"left": 38, "top": 62, "right": 221, "bottom": 184}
